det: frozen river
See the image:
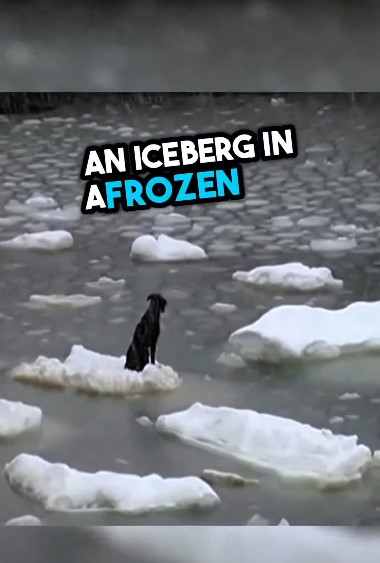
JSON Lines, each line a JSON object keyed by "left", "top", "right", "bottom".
{"left": 1, "top": 94, "right": 380, "bottom": 525}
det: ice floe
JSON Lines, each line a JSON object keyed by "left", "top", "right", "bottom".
{"left": 27, "top": 294, "right": 102, "bottom": 309}
{"left": 154, "top": 213, "right": 191, "bottom": 227}
{"left": 229, "top": 301, "right": 380, "bottom": 362}
{"left": 32, "top": 204, "right": 81, "bottom": 223}
{"left": 0, "top": 230, "right": 74, "bottom": 251}
{"left": 130, "top": 234, "right": 207, "bottom": 262}
{"left": 4, "top": 453, "right": 220, "bottom": 513}
{"left": 24, "top": 194, "right": 57, "bottom": 209}
{"left": 0, "top": 399, "right": 42, "bottom": 438}
{"left": 297, "top": 216, "right": 329, "bottom": 228}
{"left": 339, "top": 392, "right": 361, "bottom": 401}
{"left": 246, "top": 513, "right": 289, "bottom": 526}
{"left": 85, "top": 277, "right": 126, "bottom": 292}
{"left": 11, "top": 345, "right": 181, "bottom": 396}
{"left": 310, "top": 238, "right": 357, "bottom": 254}
{"left": 156, "top": 403, "right": 372, "bottom": 487}
{"left": 201, "top": 469, "right": 259, "bottom": 487}
{"left": 5, "top": 515, "right": 42, "bottom": 526}
{"left": 209, "top": 303, "right": 237, "bottom": 314}
{"left": 216, "top": 352, "right": 247, "bottom": 369}
{"left": 4, "top": 194, "right": 81, "bottom": 222}
{"left": 232, "top": 263, "right": 342, "bottom": 291}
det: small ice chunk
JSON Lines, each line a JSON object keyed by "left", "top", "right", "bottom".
{"left": 339, "top": 392, "right": 361, "bottom": 401}
{"left": 130, "top": 234, "right": 207, "bottom": 262}
{"left": 154, "top": 213, "right": 191, "bottom": 227}
{"left": 329, "top": 417, "right": 344, "bottom": 424}
{"left": 310, "top": 238, "right": 357, "bottom": 253}
{"left": 297, "top": 216, "right": 329, "bottom": 228}
{"left": 85, "top": 277, "right": 126, "bottom": 292}
{"left": 331, "top": 224, "right": 357, "bottom": 235}
{"left": 136, "top": 416, "right": 154, "bottom": 427}
{"left": 232, "top": 263, "right": 342, "bottom": 291}
{"left": 271, "top": 97, "right": 286, "bottom": 107}
{"left": 32, "top": 204, "right": 81, "bottom": 222}
{"left": 25, "top": 193, "right": 58, "bottom": 209}
{"left": 0, "top": 230, "right": 74, "bottom": 251}
{"left": 4, "top": 453, "right": 220, "bottom": 514}
{"left": 0, "top": 399, "right": 42, "bottom": 437}
{"left": 209, "top": 303, "right": 237, "bottom": 314}
{"left": 201, "top": 469, "right": 258, "bottom": 487}
{"left": 5, "top": 515, "right": 42, "bottom": 526}
{"left": 216, "top": 352, "right": 247, "bottom": 369}
{"left": 278, "top": 518, "right": 290, "bottom": 526}
{"left": 27, "top": 294, "right": 102, "bottom": 308}
{"left": 246, "top": 513, "right": 270, "bottom": 526}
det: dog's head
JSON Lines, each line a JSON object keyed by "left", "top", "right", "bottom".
{"left": 147, "top": 293, "right": 167, "bottom": 313}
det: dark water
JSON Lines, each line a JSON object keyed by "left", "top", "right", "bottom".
{"left": 1, "top": 94, "right": 380, "bottom": 525}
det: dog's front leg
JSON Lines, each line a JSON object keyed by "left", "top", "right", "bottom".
{"left": 150, "top": 342, "right": 157, "bottom": 365}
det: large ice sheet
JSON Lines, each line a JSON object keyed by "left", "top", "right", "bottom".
{"left": 156, "top": 403, "right": 372, "bottom": 487}
{"left": 229, "top": 301, "right": 380, "bottom": 362}
{"left": 4, "top": 453, "right": 220, "bottom": 513}
{"left": 11, "top": 345, "right": 181, "bottom": 396}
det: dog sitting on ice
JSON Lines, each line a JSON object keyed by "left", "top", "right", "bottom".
{"left": 124, "top": 293, "right": 167, "bottom": 372}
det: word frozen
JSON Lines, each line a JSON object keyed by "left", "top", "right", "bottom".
{"left": 80, "top": 126, "right": 298, "bottom": 179}
{"left": 81, "top": 167, "right": 244, "bottom": 214}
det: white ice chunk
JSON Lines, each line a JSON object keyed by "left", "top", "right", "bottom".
{"left": 209, "top": 303, "right": 237, "bottom": 314}
{"left": 201, "top": 469, "right": 258, "bottom": 487}
{"left": 156, "top": 403, "right": 372, "bottom": 487}
{"left": 154, "top": 213, "right": 191, "bottom": 227}
{"left": 4, "top": 453, "right": 220, "bottom": 514}
{"left": 0, "top": 230, "right": 74, "bottom": 251}
{"left": 5, "top": 515, "right": 42, "bottom": 526}
{"left": 0, "top": 399, "right": 42, "bottom": 437}
{"left": 27, "top": 294, "right": 102, "bottom": 308}
{"left": 11, "top": 345, "right": 181, "bottom": 396}
{"left": 216, "top": 352, "right": 247, "bottom": 369}
{"left": 297, "top": 216, "right": 329, "bottom": 228}
{"left": 85, "top": 277, "right": 126, "bottom": 291}
{"left": 229, "top": 301, "right": 380, "bottom": 362}
{"left": 232, "top": 263, "right": 342, "bottom": 291}
{"left": 310, "top": 238, "right": 357, "bottom": 253}
{"left": 25, "top": 193, "right": 58, "bottom": 209}
{"left": 32, "top": 204, "right": 81, "bottom": 222}
{"left": 131, "top": 234, "right": 207, "bottom": 262}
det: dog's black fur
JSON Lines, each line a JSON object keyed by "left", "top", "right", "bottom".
{"left": 124, "top": 293, "right": 167, "bottom": 372}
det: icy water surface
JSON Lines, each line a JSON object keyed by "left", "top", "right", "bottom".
{"left": 1, "top": 94, "right": 380, "bottom": 525}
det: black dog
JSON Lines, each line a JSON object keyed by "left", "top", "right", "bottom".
{"left": 124, "top": 293, "right": 167, "bottom": 372}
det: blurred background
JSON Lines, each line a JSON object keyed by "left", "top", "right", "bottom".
{"left": 2, "top": 527, "right": 380, "bottom": 563}
{"left": 0, "top": 0, "right": 380, "bottom": 91}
